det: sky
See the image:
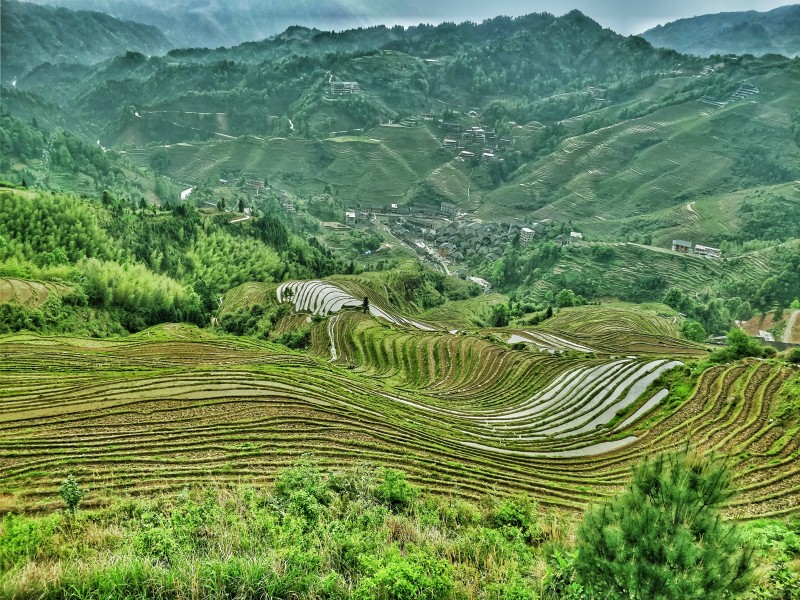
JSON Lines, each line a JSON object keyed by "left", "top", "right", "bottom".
{"left": 380, "top": 1, "right": 796, "bottom": 35}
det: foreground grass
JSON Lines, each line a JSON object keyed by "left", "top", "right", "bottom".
{"left": 2, "top": 460, "right": 798, "bottom": 600}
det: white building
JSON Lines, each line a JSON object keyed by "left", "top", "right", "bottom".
{"left": 694, "top": 244, "right": 721, "bottom": 258}
{"left": 331, "top": 81, "right": 360, "bottom": 94}
{"left": 345, "top": 210, "right": 356, "bottom": 226}
{"left": 520, "top": 227, "right": 534, "bottom": 246}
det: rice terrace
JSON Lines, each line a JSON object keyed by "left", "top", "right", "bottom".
{"left": 2, "top": 0, "right": 800, "bottom": 597}
{"left": 2, "top": 285, "right": 799, "bottom": 519}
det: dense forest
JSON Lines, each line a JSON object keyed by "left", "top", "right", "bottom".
{"left": 0, "top": 186, "right": 354, "bottom": 335}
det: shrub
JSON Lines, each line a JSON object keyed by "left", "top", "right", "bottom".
{"left": 374, "top": 469, "right": 419, "bottom": 512}
{"left": 786, "top": 348, "right": 800, "bottom": 364}
{"left": 274, "top": 459, "right": 332, "bottom": 508}
{"left": 133, "top": 524, "right": 179, "bottom": 566}
{"left": 710, "top": 327, "right": 771, "bottom": 362}
{"left": 487, "top": 495, "right": 540, "bottom": 543}
{"left": 59, "top": 474, "right": 85, "bottom": 517}
{"left": 355, "top": 548, "right": 453, "bottom": 600}
{"left": 274, "top": 327, "right": 312, "bottom": 349}
{"left": 0, "top": 513, "right": 59, "bottom": 570}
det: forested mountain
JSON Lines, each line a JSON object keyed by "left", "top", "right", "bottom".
{"left": 0, "top": 0, "right": 172, "bottom": 81}
{"left": 642, "top": 5, "right": 800, "bottom": 57}
{"left": 6, "top": 11, "right": 685, "bottom": 141}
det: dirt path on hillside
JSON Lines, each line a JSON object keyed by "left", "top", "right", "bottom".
{"left": 783, "top": 310, "right": 799, "bottom": 343}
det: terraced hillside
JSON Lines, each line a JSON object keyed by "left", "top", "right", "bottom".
{"left": 483, "top": 66, "right": 800, "bottom": 236}
{"left": 522, "top": 241, "right": 783, "bottom": 303}
{"left": 129, "top": 124, "right": 445, "bottom": 200}
{"left": 1, "top": 321, "right": 798, "bottom": 519}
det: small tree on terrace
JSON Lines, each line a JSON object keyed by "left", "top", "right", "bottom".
{"left": 59, "top": 474, "right": 85, "bottom": 517}
{"left": 575, "top": 448, "right": 753, "bottom": 599}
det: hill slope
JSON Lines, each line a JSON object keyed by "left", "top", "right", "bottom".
{"left": 642, "top": 5, "right": 800, "bottom": 57}
{"left": 0, "top": 0, "right": 172, "bottom": 80}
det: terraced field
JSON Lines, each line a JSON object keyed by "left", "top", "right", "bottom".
{"left": 0, "top": 278, "right": 71, "bottom": 307}
{"left": 511, "top": 304, "right": 707, "bottom": 356}
{"left": 1, "top": 318, "right": 798, "bottom": 519}
{"left": 141, "top": 124, "right": 446, "bottom": 201}
{"left": 528, "top": 242, "right": 780, "bottom": 302}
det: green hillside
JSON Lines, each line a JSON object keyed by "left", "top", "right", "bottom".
{"left": 482, "top": 64, "right": 800, "bottom": 228}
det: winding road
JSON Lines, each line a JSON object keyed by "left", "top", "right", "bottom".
{"left": 783, "top": 310, "right": 799, "bottom": 344}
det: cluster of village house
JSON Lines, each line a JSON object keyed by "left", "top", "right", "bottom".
{"left": 330, "top": 81, "right": 361, "bottom": 95}
{"left": 343, "top": 200, "right": 588, "bottom": 267}
{"left": 671, "top": 239, "right": 722, "bottom": 258}
{"left": 440, "top": 116, "right": 515, "bottom": 164}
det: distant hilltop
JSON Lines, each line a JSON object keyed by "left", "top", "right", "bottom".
{"left": 642, "top": 5, "right": 800, "bottom": 57}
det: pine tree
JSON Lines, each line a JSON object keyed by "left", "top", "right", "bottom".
{"left": 575, "top": 448, "right": 753, "bottom": 599}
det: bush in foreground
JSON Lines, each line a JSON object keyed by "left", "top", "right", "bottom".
{"left": 576, "top": 448, "right": 754, "bottom": 599}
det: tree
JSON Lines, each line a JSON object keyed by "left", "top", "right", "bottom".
{"left": 556, "top": 288, "right": 576, "bottom": 308}
{"left": 681, "top": 320, "right": 707, "bottom": 342}
{"left": 722, "top": 327, "right": 765, "bottom": 360}
{"left": 238, "top": 197, "right": 245, "bottom": 213}
{"left": 217, "top": 197, "right": 226, "bottom": 212}
{"left": 362, "top": 296, "right": 370, "bottom": 314}
{"left": 59, "top": 474, "right": 85, "bottom": 517}
{"left": 491, "top": 303, "right": 510, "bottom": 327}
{"left": 148, "top": 148, "right": 171, "bottom": 174}
{"left": 576, "top": 449, "right": 753, "bottom": 599}
{"left": 774, "top": 305, "right": 785, "bottom": 321}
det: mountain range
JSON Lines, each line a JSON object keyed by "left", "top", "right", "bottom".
{"left": 15, "top": 0, "right": 800, "bottom": 57}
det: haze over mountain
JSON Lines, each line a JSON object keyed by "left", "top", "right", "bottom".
{"left": 16, "top": 0, "right": 794, "bottom": 48}
{"left": 0, "top": 0, "right": 172, "bottom": 80}
{"left": 642, "top": 4, "right": 800, "bottom": 57}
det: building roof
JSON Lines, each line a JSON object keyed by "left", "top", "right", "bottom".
{"left": 672, "top": 239, "right": 693, "bottom": 247}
